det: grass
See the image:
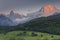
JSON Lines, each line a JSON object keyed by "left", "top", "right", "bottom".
{"left": 0, "top": 31, "right": 60, "bottom": 40}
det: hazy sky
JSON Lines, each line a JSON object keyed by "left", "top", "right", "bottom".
{"left": 0, "top": 0, "right": 60, "bottom": 14}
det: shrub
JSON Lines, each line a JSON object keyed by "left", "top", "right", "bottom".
{"left": 51, "top": 35, "right": 54, "bottom": 38}
{"left": 17, "top": 31, "right": 27, "bottom": 36}
{"left": 31, "top": 32, "right": 38, "bottom": 36}
{"left": 40, "top": 34, "right": 43, "bottom": 37}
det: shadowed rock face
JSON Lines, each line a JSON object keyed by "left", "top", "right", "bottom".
{"left": 40, "top": 4, "right": 58, "bottom": 16}
{"left": 0, "top": 14, "right": 14, "bottom": 26}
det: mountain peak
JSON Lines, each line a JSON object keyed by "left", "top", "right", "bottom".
{"left": 10, "top": 10, "right": 15, "bottom": 15}
{"left": 40, "top": 4, "right": 58, "bottom": 16}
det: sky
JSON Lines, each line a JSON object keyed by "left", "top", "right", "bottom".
{"left": 0, "top": 0, "right": 60, "bottom": 14}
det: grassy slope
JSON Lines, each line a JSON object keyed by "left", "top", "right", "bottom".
{"left": 0, "top": 31, "right": 60, "bottom": 40}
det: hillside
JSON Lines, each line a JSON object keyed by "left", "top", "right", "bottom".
{"left": 14, "top": 13, "right": 60, "bottom": 35}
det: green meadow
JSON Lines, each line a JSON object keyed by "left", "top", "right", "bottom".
{"left": 0, "top": 31, "right": 60, "bottom": 40}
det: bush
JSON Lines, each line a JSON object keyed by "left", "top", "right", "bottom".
{"left": 51, "top": 35, "right": 54, "bottom": 38}
{"left": 17, "top": 31, "right": 27, "bottom": 36}
{"left": 40, "top": 34, "right": 43, "bottom": 37}
{"left": 31, "top": 32, "right": 38, "bottom": 36}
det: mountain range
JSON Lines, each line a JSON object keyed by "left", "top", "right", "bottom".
{"left": 0, "top": 4, "right": 60, "bottom": 35}
{"left": 0, "top": 4, "right": 60, "bottom": 26}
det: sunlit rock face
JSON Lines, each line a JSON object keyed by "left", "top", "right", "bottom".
{"left": 40, "top": 4, "right": 58, "bottom": 17}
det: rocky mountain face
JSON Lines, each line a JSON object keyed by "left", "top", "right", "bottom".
{"left": 0, "top": 14, "right": 14, "bottom": 26}
{"left": 40, "top": 4, "right": 59, "bottom": 16}
{"left": 0, "top": 10, "right": 28, "bottom": 26}
{"left": 8, "top": 10, "right": 28, "bottom": 24}
{"left": 0, "top": 4, "right": 60, "bottom": 26}
{"left": 27, "top": 4, "right": 59, "bottom": 20}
